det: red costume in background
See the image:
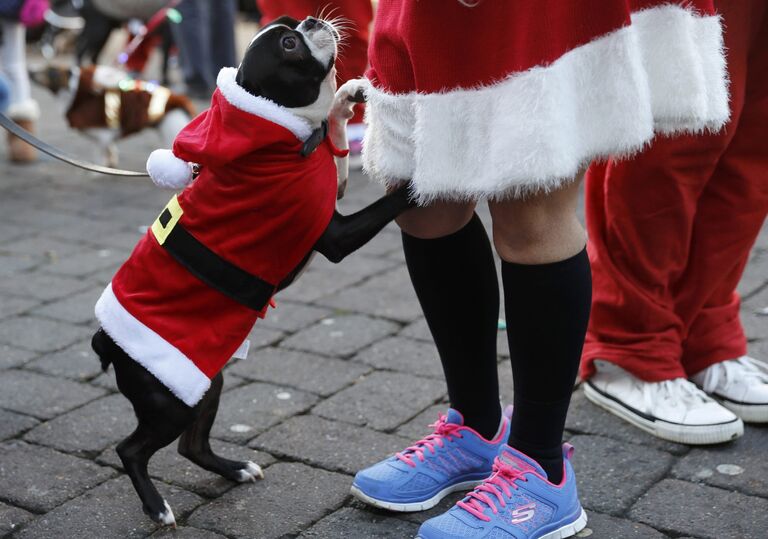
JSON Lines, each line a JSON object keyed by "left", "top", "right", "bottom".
{"left": 95, "top": 67, "right": 339, "bottom": 406}
{"left": 582, "top": 0, "right": 768, "bottom": 381}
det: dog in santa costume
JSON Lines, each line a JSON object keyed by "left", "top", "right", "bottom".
{"left": 91, "top": 16, "right": 413, "bottom": 526}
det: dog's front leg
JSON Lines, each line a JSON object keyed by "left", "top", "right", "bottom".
{"left": 313, "top": 183, "right": 416, "bottom": 263}
{"left": 329, "top": 79, "right": 367, "bottom": 199}
{"left": 106, "top": 142, "right": 119, "bottom": 168}
{"left": 85, "top": 128, "right": 119, "bottom": 168}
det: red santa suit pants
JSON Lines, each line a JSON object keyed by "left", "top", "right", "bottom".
{"left": 257, "top": 0, "right": 372, "bottom": 123}
{"left": 581, "top": 0, "right": 768, "bottom": 382}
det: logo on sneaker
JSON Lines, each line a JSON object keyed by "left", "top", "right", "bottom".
{"left": 510, "top": 502, "right": 536, "bottom": 524}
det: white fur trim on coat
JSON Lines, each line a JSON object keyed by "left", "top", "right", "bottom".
{"left": 362, "top": 5, "right": 729, "bottom": 203}
{"left": 95, "top": 283, "right": 211, "bottom": 406}
{"left": 216, "top": 67, "right": 313, "bottom": 141}
{"left": 147, "top": 149, "right": 194, "bottom": 189}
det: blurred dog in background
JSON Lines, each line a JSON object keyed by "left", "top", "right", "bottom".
{"left": 29, "top": 63, "right": 194, "bottom": 166}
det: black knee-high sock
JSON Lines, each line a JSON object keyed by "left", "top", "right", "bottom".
{"left": 502, "top": 248, "right": 591, "bottom": 484}
{"left": 402, "top": 214, "right": 501, "bottom": 439}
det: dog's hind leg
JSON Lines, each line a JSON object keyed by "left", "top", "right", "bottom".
{"left": 177, "top": 372, "right": 264, "bottom": 482}
{"left": 106, "top": 143, "right": 118, "bottom": 168}
{"left": 116, "top": 422, "right": 186, "bottom": 526}
{"left": 108, "top": 342, "right": 198, "bottom": 526}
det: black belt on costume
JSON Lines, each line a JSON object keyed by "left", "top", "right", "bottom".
{"left": 151, "top": 195, "right": 275, "bottom": 311}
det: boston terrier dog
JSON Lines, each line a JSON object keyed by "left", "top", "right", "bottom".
{"left": 90, "top": 16, "right": 412, "bottom": 526}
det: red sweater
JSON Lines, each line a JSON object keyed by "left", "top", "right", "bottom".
{"left": 96, "top": 70, "right": 338, "bottom": 406}
{"left": 360, "top": 0, "right": 726, "bottom": 203}
{"left": 367, "top": 0, "right": 716, "bottom": 94}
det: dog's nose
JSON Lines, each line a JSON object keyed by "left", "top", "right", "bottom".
{"left": 304, "top": 17, "right": 318, "bottom": 29}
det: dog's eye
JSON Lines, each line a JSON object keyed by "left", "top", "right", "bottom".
{"left": 282, "top": 36, "right": 297, "bottom": 50}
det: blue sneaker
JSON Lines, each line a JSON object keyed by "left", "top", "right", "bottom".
{"left": 351, "top": 409, "right": 510, "bottom": 512}
{"left": 416, "top": 444, "right": 587, "bottom": 539}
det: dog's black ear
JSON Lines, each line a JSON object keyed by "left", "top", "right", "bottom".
{"left": 236, "top": 67, "right": 262, "bottom": 98}
{"left": 267, "top": 15, "right": 300, "bottom": 29}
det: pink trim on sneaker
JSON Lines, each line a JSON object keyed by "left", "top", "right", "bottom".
{"left": 449, "top": 408, "right": 511, "bottom": 444}
{"left": 395, "top": 415, "right": 465, "bottom": 467}
{"left": 395, "top": 412, "right": 510, "bottom": 468}
{"left": 457, "top": 456, "right": 530, "bottom": 521}
{"left": 518, "top": 443, "right": 575, "bottom": 488}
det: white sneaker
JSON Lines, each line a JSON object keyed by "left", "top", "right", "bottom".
{"left": 584, "top": 363, "right": 743, "bottom": 444}
{"left": 690, "top": 356, "right": 768, "bottom": 423}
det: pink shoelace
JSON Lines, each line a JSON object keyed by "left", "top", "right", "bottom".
{"left": 395, "top": 414, "right": 464, "bottom": 467}
{"left": 456, "top": 456, "right": 528, "bottom": 522}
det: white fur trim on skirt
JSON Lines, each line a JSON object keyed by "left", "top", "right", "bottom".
{"left": 95, "top": 283, "right": 211, "bottom": 407}
{"left": 361, "top": 4, "right": 729, "bottom": 204}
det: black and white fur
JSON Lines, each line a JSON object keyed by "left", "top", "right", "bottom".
{"left": 91, "top": 16, "right": 413, "bottom": 526}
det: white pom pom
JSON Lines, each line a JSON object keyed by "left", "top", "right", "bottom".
{"left": 146, "top": 149, "right": 193, "bottom": 189}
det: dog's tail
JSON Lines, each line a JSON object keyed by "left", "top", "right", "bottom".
{"left": 91, "top": 328, "right": 113, "bottom": 372}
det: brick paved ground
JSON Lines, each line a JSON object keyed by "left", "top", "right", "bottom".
{"left": 0, "top": 80, "right": 767, "bottom": 538}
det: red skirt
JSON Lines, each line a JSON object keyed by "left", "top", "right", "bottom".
{"left": 360, "top": 0, "right": 729, "bottom": 203}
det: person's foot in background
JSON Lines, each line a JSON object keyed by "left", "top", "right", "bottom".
{"left": 584, "top": 361, "right": 743, "bottom": 445}
{"left": 6, "top": 100, "right": 39, "bottom": 163}
{"left": 691, "top": 356, "right": 768, "bottom": 423}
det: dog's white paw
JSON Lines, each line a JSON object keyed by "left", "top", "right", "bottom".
{"left": 338, "top": 78, "right": 369, "bottom": 102}
{"left": 156, "top": 500, "right": 176, "bottom": 527}
{"left": 236, "top": 461, "right": 265, "bottom": 482}
{"left": 331, "top": 78, "right": 369, "bottom": 121}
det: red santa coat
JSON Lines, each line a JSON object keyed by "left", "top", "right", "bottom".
{"left": 359, "top": 0, "right": 729, "bottom": 203}
{"left": 95, "top": 67, "right": 339, "bottom": 406}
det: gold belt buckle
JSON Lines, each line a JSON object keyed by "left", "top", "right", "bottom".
{"left": 151, "top": 195, "right": 184, "bottom": 245}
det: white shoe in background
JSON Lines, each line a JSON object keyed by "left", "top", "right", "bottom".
{"left": 690, "top": 356, "right": 768, "bottom": 423}
{"left": 584, "top": 362, "right": 743, "bottom": 444}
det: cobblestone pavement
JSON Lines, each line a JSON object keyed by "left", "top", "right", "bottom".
{"left": 1, "top": 85, "right": 767, "bottom": 539}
